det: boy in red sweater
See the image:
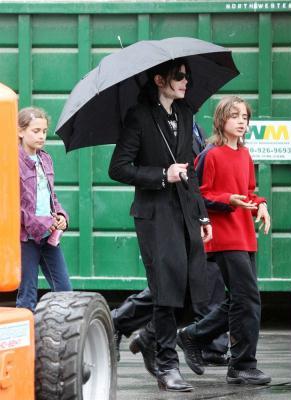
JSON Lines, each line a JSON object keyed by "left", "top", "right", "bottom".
{"left": 177, "top": 96, "right": 271, "bottom": 385}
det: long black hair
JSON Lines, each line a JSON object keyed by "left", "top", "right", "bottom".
{"left": 138, "top": 58, "right": 190, "bottom": 104}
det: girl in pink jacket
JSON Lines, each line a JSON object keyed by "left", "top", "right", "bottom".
{"left": 16, "top": 107, "right": 72, "bottom": 311}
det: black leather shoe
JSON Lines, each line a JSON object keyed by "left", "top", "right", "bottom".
{"left": 177, "top": 328, "right": 205, "bottom": 375}
{"left": 129, "top": 333, "right": 158, "bottom": 377}
{"left": 202, "top": 351, "right": 229, "bottom": 366}
{"left": 114, "top": 331, "right": 122, "bottom": 362}
{"left": 157, "top": 368, "right": 193, "bottom": 392}
{"left": 227, "top": 367, "right": 271, "bottom": 385}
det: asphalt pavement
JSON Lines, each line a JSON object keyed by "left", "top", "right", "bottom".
{"left": 117, "top": 328, "right": 291, "bottom": 400}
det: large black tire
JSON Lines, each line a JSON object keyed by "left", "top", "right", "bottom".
{"left": 35, "top": 291, "right": 117, "bottom": 400}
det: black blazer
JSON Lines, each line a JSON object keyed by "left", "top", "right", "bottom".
{"left": 109, "top": 101, "right": 208, "bottom": 307}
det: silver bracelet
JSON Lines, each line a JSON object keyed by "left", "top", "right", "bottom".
{"left": 199, "top": 217, "right": 211, "bottom": 225}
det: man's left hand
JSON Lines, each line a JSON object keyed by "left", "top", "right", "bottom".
{"left": 201, "top": 224, "right": 212, "bottom": 243}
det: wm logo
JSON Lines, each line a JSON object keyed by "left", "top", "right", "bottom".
{"left": 246, "top": 125, "right": 290, "bottom": 140}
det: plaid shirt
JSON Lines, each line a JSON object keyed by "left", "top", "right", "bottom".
{"left": 19, "top": 145, "right": 68, "bottom": 243}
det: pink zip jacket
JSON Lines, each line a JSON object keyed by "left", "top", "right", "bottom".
{"left": 19, "top": 145, "right": 69, "bottom": 243}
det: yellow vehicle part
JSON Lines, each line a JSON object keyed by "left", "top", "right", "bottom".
{"left": 0, "top": 83, "right": 21, "bottom": 291}
{"left": 0, "top": 83, "right": 34, "bottom": 400}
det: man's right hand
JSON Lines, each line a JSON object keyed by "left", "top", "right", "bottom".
{"left": 167, "top": 163, "right": 188, "bottom": 183}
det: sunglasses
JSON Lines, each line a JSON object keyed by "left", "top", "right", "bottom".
{"left": 173, "top": 71, "right": 190, "bottom": 82}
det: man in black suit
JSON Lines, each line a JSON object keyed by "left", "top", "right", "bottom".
{"left": 111, "top": 119, "right": 229, "bottom": 376}
{"left": 109, "top": 59, "right": 212, "bottom": 392}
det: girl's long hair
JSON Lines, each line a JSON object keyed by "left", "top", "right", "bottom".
{"left": 208, "top": 95, "right": 251, "bottom": 147}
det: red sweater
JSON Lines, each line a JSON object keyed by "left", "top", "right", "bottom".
{"left": 195, "top": 145, "right": 266, "bottom": 252}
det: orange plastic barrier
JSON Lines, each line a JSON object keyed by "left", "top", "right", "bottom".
{"left": 0, "top": 308, "right": 35, "bottom": 400}
{"left": 0, "top": 83, "right": 21, "bottom": 291}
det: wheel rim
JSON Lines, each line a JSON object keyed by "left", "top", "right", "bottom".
{"left": 82, "top": 318, "right": 111, "bottom": 399}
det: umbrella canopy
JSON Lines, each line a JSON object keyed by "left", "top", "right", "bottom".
{"left": 56, "top": 37, "right": 239, "bottom": 152}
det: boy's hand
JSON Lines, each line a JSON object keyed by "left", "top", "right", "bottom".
{"left": 201, "top": 224, "right": 212, "bottom": 243}
{"left": 256, "top": 203, "right": 271, "bottom": 234}
{"left": 230, "top": 194, "right": 258, "bottom": 210}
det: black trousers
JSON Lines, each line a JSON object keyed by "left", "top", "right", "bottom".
{"left": 187, "top": 251, "right": 261, "bottom": 370}
{"left": 192, "top": 258, "right": 228, "bottom": 354}
{"left": 111, "top": 287, "right": 153, "bottom": 336}
{"left": 111, "top": 260, "right": 229, "bottom": 354}
{"left": 153, "top": 305, "right": 179, "bottom": 370}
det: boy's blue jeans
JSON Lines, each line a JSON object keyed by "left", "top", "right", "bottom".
{"left": 16, "top": 238, "right": 72, "bottom": 311}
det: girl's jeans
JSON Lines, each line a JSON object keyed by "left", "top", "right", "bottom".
{"left": 16, "top": 238, "right": 72, "bottom": 311}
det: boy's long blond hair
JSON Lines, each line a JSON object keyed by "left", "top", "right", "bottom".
{"left": 208, "top": 95, "right": 252, "bottom": 147}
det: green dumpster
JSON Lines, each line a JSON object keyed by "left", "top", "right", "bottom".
{"left": 1, "top": 0, "right": 290, "bottom": 291}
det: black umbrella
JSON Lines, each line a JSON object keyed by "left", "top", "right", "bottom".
{"left": 56, "top": 37, "right": 239, "bottom": 152}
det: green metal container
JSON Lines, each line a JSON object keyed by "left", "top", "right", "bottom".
{"left": 1, "top": 1, "right": 290, "bottom": 291}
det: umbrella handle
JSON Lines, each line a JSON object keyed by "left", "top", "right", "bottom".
{"left": 179, "top": 172, "right": 189, "bottom": 189}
